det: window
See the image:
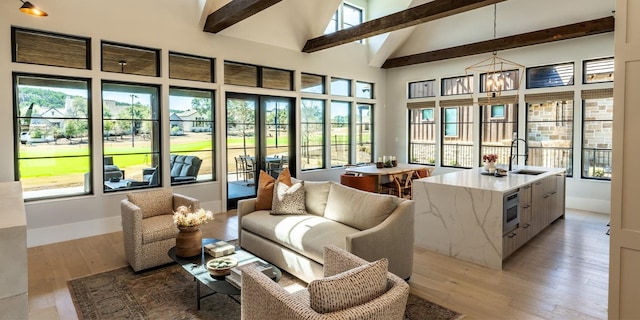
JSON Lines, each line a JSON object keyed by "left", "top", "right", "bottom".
{"left": 14, "top": 74, "right": 91, "bottom": 200}
{"left": 480, "top": 101, "right": 518, "bottom": 167}
{"left": 356, "top": 104, "right": 373, "bottom": 164}
{"left": 441, "top": 102, "right": 474, "bottom": 168}
{"left": 169, "top": 87, "right": 215, "bottom": 184}
{"left": 442, "top": 76, "right": 473, "bottom": 96}
{"left": 584, "top": 57, "right": 614, "bottom": 84}
{"left": 325, "top": 3, "right": 364, "bottom": 35}
{"left": 408, "top": 102, "right": 436, "bottom": 165}
{"left": 330, "top": 101, "right": 351, "bottom": 167}
{"left": 525, "top": 92, "right": 574, "bottom": 176}
{"left": 102, "top": 82, "right": 160, "bottom": 191}
{"left": 331, "top": 77, "right": 351, "bottom": 96}
{"left": 582, "top": 89, "right": 613, "bottom": 180}
{"left": 300, "top": 99, "right": 325, "bottom": 170}
{"left": 169, "top": 52, "right": 214, "bottom": 83}
{"left": 408, "top": 80, "right": 436, "bottom": 99}
{"left": 356, "top": 81, "right": 373, "bottom": 99}
{"left": 480, "top": 70, "right": 520, "bottom": 93}
{"left": 223, "top": 61, "right": 293, "bottom": 90}
{"left": 12, "top": 27, "right": 90, "bottom": 69}
{"left": 101, "top": 41, "right": 160, "bottom": 77}
{"left": 421, "top": 109, "right": 434, "bottom": 121}
{"left": 526, "top": 63, "right": 574, "bottom": 89}
{"left": 301, "top": 73, "right": 325, "bottom": 94}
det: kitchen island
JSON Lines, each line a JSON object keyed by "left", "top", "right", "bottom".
{"left": 412, "top": 166, "right": 566, "bottom": 270}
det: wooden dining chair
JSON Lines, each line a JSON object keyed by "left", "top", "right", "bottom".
{"left": 380, "top": 171, "right": 414, "bottom": 199}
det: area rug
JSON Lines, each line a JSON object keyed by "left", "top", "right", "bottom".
{"left": 68, "top": 264, "right": 463, "bottom": 320}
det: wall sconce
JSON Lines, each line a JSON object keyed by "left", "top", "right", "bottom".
{"left": 19, "top": 0, "right": 48, "bottom": 17}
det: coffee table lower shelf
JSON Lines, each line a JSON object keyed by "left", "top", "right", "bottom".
{"left": 168, "top": 238, "right": 281, "bottom": 310}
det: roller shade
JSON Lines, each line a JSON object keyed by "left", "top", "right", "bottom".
{"left": 581, "top": 88, "right": 613, "bottom": 100}
{"left": 478, "top": 95, "right": 519, "bottom": 105}
{"left": 439, "top": 98, "right": 473, "bottom": 107}
{"left": 524, "top": 91, "right": 574, "bottom": 103}
{"left": 407, "top": 101, "right": 436, "bottom": 109}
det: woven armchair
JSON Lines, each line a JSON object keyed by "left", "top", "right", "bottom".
{"left": 121, "top": 189, "right": 199, "bottom": 272}
{"left": 241, "top": 245, "right": 410, "bottom": 320}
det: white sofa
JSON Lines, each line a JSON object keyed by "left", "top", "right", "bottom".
{"left": 237, "top": 181, "right": 414, "bottom": 283}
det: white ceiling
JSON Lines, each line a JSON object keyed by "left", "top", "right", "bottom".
{"left": 201, "top": 0, "right": 616, "bottom": 67}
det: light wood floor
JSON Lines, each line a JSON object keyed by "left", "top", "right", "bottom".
{"left": 27, "top": 209, "right": 609, "bottom": 320}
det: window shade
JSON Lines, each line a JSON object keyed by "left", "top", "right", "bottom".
{"left": 581, "top": 88, "right": 613, "bottom": 100}
{"left": 524, "top": 91, "right": 574, "bottom": 103}
{"left": 478, "top": 95, "right": 519, "bottom": 105}
{"left": 439, "top": 98, "right": 473, "bottom": 107}
{"left": 407, "top": 101, "right": 436, "bottom": 109}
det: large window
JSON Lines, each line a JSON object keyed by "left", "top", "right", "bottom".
{"left": 300, "top": 99, "right": 325, "bottom": 170}
{"left": 408, "top": 102, "right": 436, "bottom": 165}
{"left": 330, "top": 101, "right": 351, "bottom": 167}
{"left": 525, "top": 92, "right": 574, "bottom": 176}
{"left": 356, "top": 104, "right": 373, "bottom": 164}
{"left": 102, "top": 82, "right": 160, "bottom": 191}
{"left": 14, "top": 74, "right": 91, "bottom": 200}
{"left": 441, "top": 102, "right": 474, "bottom": 168}
{"left": 169, "top": 87, "right": 215, "bottom": 183}
{"left": 479, "top": 97, "right": 518, "bottom": 167}
{"left": 582, "top": 89, "right": 613, "bottom": 180}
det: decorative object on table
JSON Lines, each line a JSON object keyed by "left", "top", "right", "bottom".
{"left": 384, "top": 156, "right": 393, "bottom": 168}
{"left": 173, "top": 206, "right": 214, "bottom": 258}
{"left": 391, "top": 156, "right": 398, "bottom": 167}
{"left": 225, "top": 260, "right": 276, "bottom": 289}
{"left": 206, "top": 256, "right": 238, "bottom": 276}
{"left": 204, "top": 240, "right": 235, "bottom": 258}
{"left": 494, "top": 168, "right": 508, "bottom": 177}
{"left": 376, "top": 157, "right": 384, "bottom": 168}
{"left": 482, "top": 153, "right": 498, "bottom": 173}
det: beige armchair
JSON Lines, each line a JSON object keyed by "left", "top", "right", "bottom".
{"left": 241, "top": 245, "right": 410, "bottom": 320}
{"left": 121, "top": 189, "right": 199, "bottom": 272}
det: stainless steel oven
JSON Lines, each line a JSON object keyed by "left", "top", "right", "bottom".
{"left": 503, "top": 191, "right": 520, "bottom": 234}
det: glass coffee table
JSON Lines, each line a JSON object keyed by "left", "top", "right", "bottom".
{"left": 168, "top": 238, "right": 281, "bottom": 310}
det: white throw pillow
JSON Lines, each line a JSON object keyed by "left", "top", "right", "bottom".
{"left": 271, "top": 180, "right": 307, "bottom": 215}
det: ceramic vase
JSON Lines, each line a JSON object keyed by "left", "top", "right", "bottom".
{"left": 176, "top": 225, "right": 202, "bottom": 258}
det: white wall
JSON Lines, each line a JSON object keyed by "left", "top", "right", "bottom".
{"left": 0, "top": 0, "right": 386, "bottom": 247}
{"left": 385, "top": 34, "right": 614, "bottom": 214}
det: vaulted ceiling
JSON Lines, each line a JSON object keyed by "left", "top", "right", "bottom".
{"left": 200, "top": 0, "right": 615, "bottom": 68}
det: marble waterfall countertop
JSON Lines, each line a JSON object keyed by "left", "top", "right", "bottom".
{"left": 416, "top": 165, "right": 566, "bottom": 192}
{"left": 411, "top": 166, "right": 565, "bottom": 270}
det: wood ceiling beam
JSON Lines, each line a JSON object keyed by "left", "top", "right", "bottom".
{"left": 204, "top": 0, "right": 283, "bottom": 33}
{"left": 302, "top": 0, "right": 505, "bottom": 53}
{"left": 382, "top": 16, "right": 614, "bottom": 69}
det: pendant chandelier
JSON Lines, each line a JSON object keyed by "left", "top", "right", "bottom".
{"left": 19, "top": 0, "right": 47, "bottom": 17}
{"left": 465, "top": 4, "right": 523, "bottom": 102}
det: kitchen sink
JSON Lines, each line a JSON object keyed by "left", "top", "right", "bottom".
{"left": 511, "top": 169, "right": 546, "bottom": 175}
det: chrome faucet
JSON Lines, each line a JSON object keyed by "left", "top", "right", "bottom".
{"left": 509, "top": 138, "right": 528, "bottom": 171}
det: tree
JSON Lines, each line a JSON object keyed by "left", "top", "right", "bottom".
{"left": 192, "top": 98, "right": 212, "bottom": 121}
{"left": 227, "top": 99, "right": 255, "bottom": 156}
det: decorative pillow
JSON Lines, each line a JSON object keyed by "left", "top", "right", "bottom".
{"left": 255, "top": 168, "right": 292, "bottom": 210}
{"left": 308, "top": 258, "right": 388, "bottom": 314}
{"left": 271, "top": 180, "right": 307, "bottom": 215}
{"left": 127, "top": 189, "right": 174, "bottom": 219}
{"left": 323, "top": 183, "right": 398, "bottom": 230}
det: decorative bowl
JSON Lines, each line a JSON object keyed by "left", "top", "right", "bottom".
{"left": 206, "top": 257, "right": 238, "bottom": 276}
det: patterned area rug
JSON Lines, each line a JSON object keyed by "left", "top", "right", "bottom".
{"left": 68, "top": 264, "right": 464, "bottom": 320}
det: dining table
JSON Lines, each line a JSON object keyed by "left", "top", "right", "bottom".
{"left": 344, "top": 163, "right": 432, "bottom": 195}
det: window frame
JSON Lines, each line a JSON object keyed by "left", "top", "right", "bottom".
{"left": 12, "top": 27, "right": 91, "bottom": 70}
{"left": 408, "top": 79, "right": 436, "bottom": 99}
{"left": 583, "top": 57, "right": 614, "bottom": 84}
{"left": 14, "top": 73, "right": 92, "bottom": 201}
{"left": 355, "top": 103, "right": 374, "bottom": 164}
{"left": 300, "top": 98, "right": 326, "bottom": 170}
{"left": 581, "top": 96, "right": 613, "bottom": 180}
{"left": 330, "top": 100, "right": 351, "bottom": 167}
{"left": 168, "top": 51, "right": 215, "bottom": 83}
{"left": 441, "top": 75, "right": 473, "bottom": 96}
{"left": 101, "top": 41, "right": 161, "bottom": 77}
{"left": 526, "top": 62, "right": 575, "bottom": 89}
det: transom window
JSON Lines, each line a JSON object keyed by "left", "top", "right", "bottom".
{"left": 526, "top": 62, "right": 574, "bottom": 89}
{"left": 442, "top": 76, "right": 473, "bottom": 96}
{"left": 408, "top": 80, "right": 436, "bottom": 99}
{"left": 584, "top": 57, "right": 614, "bottom": 84}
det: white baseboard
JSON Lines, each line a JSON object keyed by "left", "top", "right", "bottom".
{"left": 566, "top": 196, "right": 611, "bottom": 215}
{"left": 26, "top": 216, "right": 122, "bottom": 248}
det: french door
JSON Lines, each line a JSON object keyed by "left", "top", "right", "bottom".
{"left": 226, "top": 93, "right": 295, "bottom": 208}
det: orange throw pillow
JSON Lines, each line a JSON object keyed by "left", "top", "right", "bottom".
{"left": 255, "top": 168, "right": 292, "bottom": 210}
